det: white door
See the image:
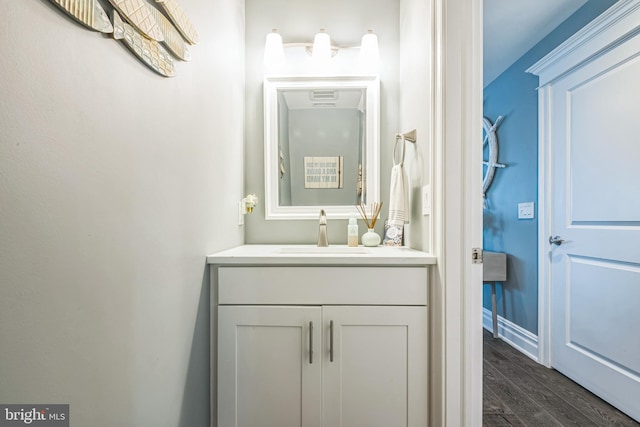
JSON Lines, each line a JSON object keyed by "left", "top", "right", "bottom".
{"left": 218, "top": 306, "right": 322, "bottom": 427}
{"left": 322, "top": 306, "right": 428, "bottom": 427}
{"left": 548, "top": 33, "right": 640, "bottom": 422}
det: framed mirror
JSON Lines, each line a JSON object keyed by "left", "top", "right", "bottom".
{"left": 264, "top": 75, "right": 380, "bottom": 220}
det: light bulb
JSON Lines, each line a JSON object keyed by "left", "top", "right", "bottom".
{"left": 312, "top": 29, "right": 332, "bottom": 61}
{"left": 359, "top": 30, "right": 379, "bottom": 71}
{"left": 264, "top": 29, "right": 284, "bottom": 68}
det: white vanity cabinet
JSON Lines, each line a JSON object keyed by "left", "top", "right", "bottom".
{"left": 218, "top": 305, "right": 323, "bottom": 427}
{"left": 208, "top": 246, "right": 435, "bottom": 427}
{"left": 321, "top": 305, "right": 428, "bottom": 427}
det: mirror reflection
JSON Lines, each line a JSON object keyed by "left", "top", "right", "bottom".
{"left": 278, "top": 87, "right": 366, "bottom": 207}
{"left": 264, "top": 76, "right": 379, "bottom": 219}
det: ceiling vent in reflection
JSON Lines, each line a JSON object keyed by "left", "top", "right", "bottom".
{"left": 310, "top": 89, "right": 338, "bottom": 101}
{"left": 312, "top": 101, "right": 337, "bottom": 108}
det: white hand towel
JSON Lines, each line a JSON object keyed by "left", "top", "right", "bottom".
{"left": 388, "top": 136, "right": 409, "bottom": 226}
{"left": 388, "top": 163, "right": 409, "bottom": 226}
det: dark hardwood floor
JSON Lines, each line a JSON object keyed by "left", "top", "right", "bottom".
{"left": 483, "top": 329, "right": 639, "bottom": 426}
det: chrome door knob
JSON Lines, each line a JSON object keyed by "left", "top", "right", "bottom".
{"left": 549, "top": 235, "right": 566, "bottom": 246}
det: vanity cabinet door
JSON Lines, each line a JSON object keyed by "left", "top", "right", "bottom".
{"left": 322, "top": 306, "right": 428, "bottom": 427}
{"left": 218, "top": 306, "right": 322, "bottom": 427}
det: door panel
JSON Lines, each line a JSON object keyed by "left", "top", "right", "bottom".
{"left": 322, "top": 306, "right": 428, "bottom": 427}
{"left": 550, "top": 33, "right": 640, "bottom": 422}
{"left": 566, "top": 256, "right": 640, "bottom": 375}
{"left": 218, "top": 306, "right": 322, "bottom": 427}
{"left": 340, "top": 325, "right": 408, "bottom": 425}
{"left": 569, "top": 52, "right": 640, "bottom": 222}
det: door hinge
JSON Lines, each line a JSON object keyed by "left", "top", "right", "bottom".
{"left": 472, "top": 248, "right": 483, "bottom": 264}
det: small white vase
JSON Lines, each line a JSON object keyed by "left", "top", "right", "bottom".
{"left": 361, "top": 228, "right": 381, "bottom": 247}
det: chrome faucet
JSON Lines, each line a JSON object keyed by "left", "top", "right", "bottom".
{"left": 317, "top": 209, "right": 329, "bottom": 247}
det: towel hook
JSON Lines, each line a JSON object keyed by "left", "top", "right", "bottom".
{"left": 395, "top": 129, "right": 416, "bottom": 143}
{"left": 393, "top": 129, "right": 416, "bottom": 165}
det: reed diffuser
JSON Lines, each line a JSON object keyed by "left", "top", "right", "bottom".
{"left": 356, "top": 202, "right": 383, "bottom": 246}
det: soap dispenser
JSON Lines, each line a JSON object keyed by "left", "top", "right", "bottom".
{"left": 347, "top": 214, "right": 359, "bottom": 247}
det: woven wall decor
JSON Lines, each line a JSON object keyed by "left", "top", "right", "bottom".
{"left": 113, "top": 10, "right": 175, "bottom": 77}
{"left": 49, "top": 0, "right": 113, "bottom": 33}
{"left": 46, "top": 0, "right": 199, "bottom": 76}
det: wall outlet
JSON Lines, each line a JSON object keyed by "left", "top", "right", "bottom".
{"left": 518, "top": 202, "right": 535, "bottom": 219}
{"left": 422, "top": 185, "right": 431, "bottom": 216}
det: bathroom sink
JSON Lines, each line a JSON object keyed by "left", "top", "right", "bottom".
{"left": 276, "top": 246, "right": 371, "bottom": 255}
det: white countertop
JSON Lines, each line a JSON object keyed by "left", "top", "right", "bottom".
{"left": 207, "top": 244, "right": 437, "bottom": 266}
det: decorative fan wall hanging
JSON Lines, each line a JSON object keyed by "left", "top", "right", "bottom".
{"left": 112, "top": 10, "right": 175, "bottom": 77}
{"left": 50, "top": 0, "right": 114, "bottom": 33}
{"left": 47, "top": 0, "right": 198, "bottom": 76}
{"left": 156, "top": 0, "right": 199, "bottom": 44}
{"left": 148, "top": 4, "right": 191, "bottom": 61}
{"left": 107, "top": 0, "right": 164, "bottom": 41}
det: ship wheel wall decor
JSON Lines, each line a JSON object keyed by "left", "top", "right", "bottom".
{"left": 482, "top": 115, "right": 506, "bottom": 207}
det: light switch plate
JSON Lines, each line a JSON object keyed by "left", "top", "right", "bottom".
{"left": 422, "top": 185, "right": 431, "bottom": 216}
{"left": 518, "top": 202, "right": 535, "bottom": 219}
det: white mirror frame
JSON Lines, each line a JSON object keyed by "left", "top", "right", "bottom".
{"left": 264, "top": 75, "right": 380, "bottom": 220}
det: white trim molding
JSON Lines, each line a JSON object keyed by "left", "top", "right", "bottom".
{"left": 430, "top": 0, "right": 483, "bottom": 425}
{"left": 482, "top": 308, "right": 539, "bottom": 362}
{"left": 527, "top": 0, "right": 640, "bottom": 85}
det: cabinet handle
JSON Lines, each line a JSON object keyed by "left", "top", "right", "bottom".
{"left": 329, "top": 320, "right": 334, "bottom": 362}
{"left": 309, "top": 321, "right": 313, "bottom": 364}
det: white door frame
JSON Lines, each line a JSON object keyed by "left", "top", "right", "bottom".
{"left": 535, "top": 82, "right": 553, "bottom": 368}
{"left": 529, "top": 0, "right": 640, "bottom": 368}
{"left": 431, "top": 0, "right": 483, "bottom": 425}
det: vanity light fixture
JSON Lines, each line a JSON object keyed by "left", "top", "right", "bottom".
{"left": 263, "top": 28, "right": 379, "bottom": 68}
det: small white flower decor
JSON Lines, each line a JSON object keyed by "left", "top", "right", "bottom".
{"left": 242, "top": 194, "right": 259, "bottom": 214}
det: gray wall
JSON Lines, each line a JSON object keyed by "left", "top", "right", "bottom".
{"left": 0, "top": 1, "right": 244, "bottom": 426}
{"left": 398, "top": 0, "right": 433, "bottom": 251}
{"left": 288, "top": 109, "right": 360, "bottom": 206}
{"left": 244, "top": 0, "right": 400, "bottom": 244}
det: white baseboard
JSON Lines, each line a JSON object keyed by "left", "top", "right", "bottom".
{"left": 483, "top": 307, "right": 539, "bottom": 362}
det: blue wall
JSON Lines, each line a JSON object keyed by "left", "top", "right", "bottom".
{"left": 482, "top": 0, "right": 618, "bottom": 334}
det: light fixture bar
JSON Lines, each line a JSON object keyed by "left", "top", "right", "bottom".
{"left": 263, "top": 29, "right": 380, "bottom": 70}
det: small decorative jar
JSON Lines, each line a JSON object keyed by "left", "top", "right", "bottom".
{"left": 361, "top": 228, "right": 381, "bottom": 247}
